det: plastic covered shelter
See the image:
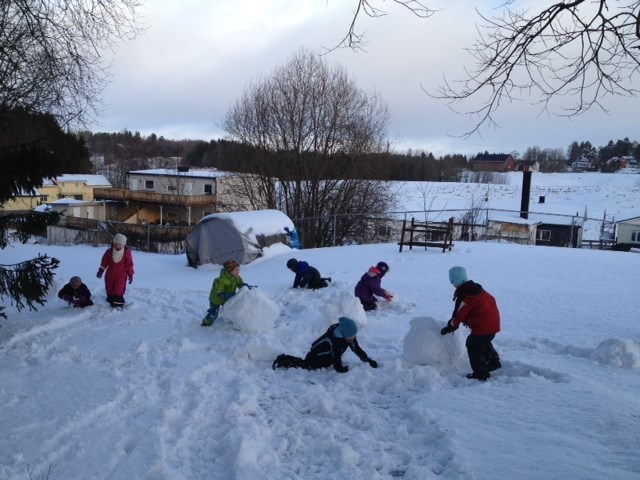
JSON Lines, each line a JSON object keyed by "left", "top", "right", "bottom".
{"left": 186, "top": 209, "right": 296, "bottom": 267}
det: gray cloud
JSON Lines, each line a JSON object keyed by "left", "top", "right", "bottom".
{"left": 91, "top": 0, "right": 638, "bottom": 156}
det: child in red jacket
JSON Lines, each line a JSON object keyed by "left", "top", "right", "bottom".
{"left": 440, "top": 266, "right": 501, "bottom": 381}
{"left": 97, "top": 233, "right": 135, "bottom": 307}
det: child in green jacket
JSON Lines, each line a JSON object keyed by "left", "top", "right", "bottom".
{"left": 202, "top": 260, "right": 247, "bottom": 326}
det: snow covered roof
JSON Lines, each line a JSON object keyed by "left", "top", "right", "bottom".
{"left": 128, "top": 168, "right": 232, "bottom": 179}
{"left": 202, "top": 209, "right": 295, "bottom": 236}
{"left": 54, "top": 174, "right": 111, "bottom": 186}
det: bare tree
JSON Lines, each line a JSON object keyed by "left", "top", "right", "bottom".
{"left": 1, "top": 0, "right": 142, "bottom": 128}
{"left": 223, "top": 48, "right": 394, "bottom": 247}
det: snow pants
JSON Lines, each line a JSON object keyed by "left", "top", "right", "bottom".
{"left": 466, "top": 334, "right": 501, "bottom": 376}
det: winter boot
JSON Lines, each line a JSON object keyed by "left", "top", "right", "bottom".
{"left": 272, "top": 354, "right": 304, "bottom": 370}
{"left": 201, "top": 315, "right": 215, "bottom": 327}
{"left": 466, "top": 372, "right": 490, "bottom": 381}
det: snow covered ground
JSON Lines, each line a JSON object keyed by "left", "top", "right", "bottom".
{"left": 1, "top": 173, "right": 640, "bottom": 479}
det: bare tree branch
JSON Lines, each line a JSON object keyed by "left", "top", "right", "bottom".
{"left": 325, "top": 0, "right": 437, "bottom": 52}
{"left": 430, "top": 0, "right": 640, "bottom": 137}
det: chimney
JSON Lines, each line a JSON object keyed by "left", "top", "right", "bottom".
{"left": 520, "top": 171, "right": 532, "bottom": 219}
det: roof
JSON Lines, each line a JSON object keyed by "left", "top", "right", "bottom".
{"left": 55, "top": 174, "right": 111, "bottom": 186}
{"left": 128, "top": 168, "right": 232, "bottom": 179}
{"left": 473, "top": 153, "right": 513, "bottom": 162}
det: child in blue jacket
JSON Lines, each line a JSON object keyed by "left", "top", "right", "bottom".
{"left": 286, "top": 258, "right": 330, "bottom": 290}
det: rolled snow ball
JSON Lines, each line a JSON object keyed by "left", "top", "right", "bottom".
{"left": 403, "top": 316, "right": 465, "bottom": 366}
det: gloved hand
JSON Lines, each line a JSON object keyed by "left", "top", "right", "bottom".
{"left": 242, "top": 283, "right": 256, "bottom": 289}
{"left": 368, "top": 359, "right": 378, "bottom": 368}
{"left": 219, "top": 292, "right": 235, "bottom": 301}
{"left": 335, "top": 365, "right": 349, "bottom": 373}
{"left": 96, "top": 268, "right": 103, "bottom": 278}
{"left": 128, "top": 276, "right": 133, "bottom": 285}
{"left": 440, "top": 320, "right": 458, "bottom": 336}
{"left": 383, "top": 292, "right": 393, "bottom": 302}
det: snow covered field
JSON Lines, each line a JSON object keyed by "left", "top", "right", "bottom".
{"left": 1, "top": 173, "right": 640, "bottom": 479}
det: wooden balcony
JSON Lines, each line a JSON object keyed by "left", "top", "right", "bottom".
{"left": 93, "top": 188, "right": 217, "bottom": 207}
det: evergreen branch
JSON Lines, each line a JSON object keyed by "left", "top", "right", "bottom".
{"left": 0, "top": 255, "right": 60, "bottom": 316}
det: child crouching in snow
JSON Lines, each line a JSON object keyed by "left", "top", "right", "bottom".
{"left": 58, "top": 276, "right": 94, "bottom": 308}
{"left": 202, "top": 259, "right": 252, "bottom": 326}
{"left": 354, "top": 261, "right": 393, "bottom": 311}
{"left": 272, "top": 317, "right": 378, "bottom": 373}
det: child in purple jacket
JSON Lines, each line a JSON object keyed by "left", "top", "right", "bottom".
{"left": 354, "top": 261, "right": 393, "bottom": 311}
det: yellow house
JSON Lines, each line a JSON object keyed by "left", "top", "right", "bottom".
{"left": 0, "top": 189, "right": 42, "bottom": 213}
{"left": 0, "top": 174, "right": 112, "bottom": 214}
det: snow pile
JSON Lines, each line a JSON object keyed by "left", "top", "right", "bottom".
{"left": 222, "top": 287, "right": 279, "bottom": 333}
{"left": 591, "top": 338, "right": 640, "bottom": 368}
{"left": 403, "top": 316, "right": 465, "bottom": 366}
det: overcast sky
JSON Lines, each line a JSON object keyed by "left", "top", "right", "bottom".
{"left": 92, "top": 0, "right": 638, "bottom": 157}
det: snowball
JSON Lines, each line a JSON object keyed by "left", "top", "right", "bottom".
{"left": 321, "top": 289, "right": 368, "bottom": 329}
{"left": 403, "top": 316, "right": 465, "bottom": 366}
{"left": 591, "top": 338, "right": 640, "bottom": 368}
{"left": 221, "top": 286, "right": 279, "bottom": 334}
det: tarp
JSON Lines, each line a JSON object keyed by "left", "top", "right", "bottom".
{"left": 186, "top": 209, "right": 296, "bottom": 267}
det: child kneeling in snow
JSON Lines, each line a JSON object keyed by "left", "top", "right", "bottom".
{"left": 272, "top": 317, "right": 378, "bottom": 373}
{"left": 58, "top": 276, "right": 94, "bottom": 308}
{"left": 202, "top": 259, "right": 252, "bottom": 326}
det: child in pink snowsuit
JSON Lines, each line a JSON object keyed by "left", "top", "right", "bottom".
{"left": 97, "top": 233, "right": 135, "bottom": 307}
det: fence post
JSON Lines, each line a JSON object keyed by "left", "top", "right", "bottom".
{"left": 332, "top": 215, "right": 337, "bottom": 246}
{"left": 147, "top": 224, "right": 151, "bottom": 252}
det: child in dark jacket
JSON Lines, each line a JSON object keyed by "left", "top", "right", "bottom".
{"left": 286, "top": 258, "right": 330, "bottom": 290}
{"left": 440, "top": 266, "right": 501, "bottom": 381}
{"left": 354, "top": 261, "right": 393, "bottom": 311}
{"left": 272, "top": 317, "right": 378, "bottom": 373}
{"left": 58, "top": 276, "right": 94, "bottom": 308}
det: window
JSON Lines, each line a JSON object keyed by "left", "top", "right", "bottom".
{"left": 536, "top": 229, "right": 551, "bottom": 241}
{"left": 204, "top": 184, "right": 213, "bottom": 194}
{"left": 145, "top": 180, "right": 154, "bottom": 189}
{"left": 631, "top": 230, "right": 640, "bottom": 243}
{"left": 74, "top": 195, "right": 83, "bottom": 200}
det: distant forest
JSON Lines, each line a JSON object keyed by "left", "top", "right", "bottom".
{"left": 80, "top": 131, "right": 640, "bottom": 186}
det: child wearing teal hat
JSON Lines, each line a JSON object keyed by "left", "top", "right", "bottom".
{"left": 273, "top": 317, "right": 378, "bottom": 373}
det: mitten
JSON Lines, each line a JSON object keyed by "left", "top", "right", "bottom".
{"left": 383, "top": 292, "right": 393, "bottom": 301}
{"left": 128, "top": 275, "right": 133, "bottom": 284}
{"left": 96, "top": 268, "right": 103, "bottom": 278}
{"left": 368, "top": 359, "right": 378, "bottom": 368}
{"left": 440, "top": 320, "right": 458, "bottom": 336}
{"left": 335, "top": 365, "right": 349, "bottom": 373}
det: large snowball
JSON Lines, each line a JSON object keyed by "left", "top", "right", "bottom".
{"left": 403, "top": 316, "right": 465, "bottom": 366}
{"left": 221, "top": 287, "right": 279, "bottom": 334}
{"left": 321, "top": 289, "right": 368, "bottom": 329}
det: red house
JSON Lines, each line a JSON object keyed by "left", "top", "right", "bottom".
{"left": 471, "top": 153, "right": 516, "bottom": 172}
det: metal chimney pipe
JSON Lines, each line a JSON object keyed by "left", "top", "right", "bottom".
{"left": 520, "top": 171, "right": 532, "bottom": 219}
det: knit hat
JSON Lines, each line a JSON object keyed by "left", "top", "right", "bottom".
{"left": 113, "top": 233, "right": 127, "bottom": 246}
{"left": 223, "top": 259, "right": 240, "bottom": 272}
{"left": 376, "top": 261, "right": 390, "bottom": 275}
{"left": 337, "top": 317, "right": 358, "bottom": 338}
{"left": 286, "top": 258, "right": 298, "bottom": 270}
{"left": 70, "top": 276, "right": 82, "bottom": 288}
{"left": 448, "top": 266, "right": 468, "bottom": 287}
